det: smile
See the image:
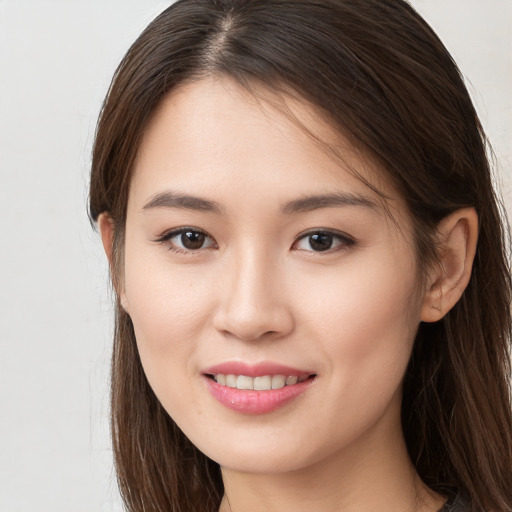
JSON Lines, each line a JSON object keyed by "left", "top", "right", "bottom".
{"left": 203, "top": 366, "right": 316, "bottom": 414}
{"left": 211, "top": 374, "right": 309, "bottom": 390}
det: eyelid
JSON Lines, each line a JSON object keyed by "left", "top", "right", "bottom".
{"left": 153, "top": 226, "right": 355, "bottom": 254}
{"left": 292, "top": 229, "right": 356, "bottom": 252}
{"left": 154, "top": 226, "right": 217, "bottom": 253}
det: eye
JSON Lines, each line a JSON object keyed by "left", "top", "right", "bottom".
{"left": 293, "top": 230, "right": 355, "bottom": 253}
{"left": 156, "top": 227, "right": 217, "bottom": 253}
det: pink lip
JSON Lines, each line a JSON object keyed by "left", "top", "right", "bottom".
{"left": 203, "top": 361, "right": 313, "bottom": 378}
{"left": 201, "top": 361, "right": 316, "bottom": 415}
{"left": 203, "top": 377, "right": 314, "bottom": 415}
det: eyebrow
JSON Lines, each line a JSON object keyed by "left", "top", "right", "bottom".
{"left": 142, "top": 191, "right": 223, "bottom": 214}
{"left": 142, "top": 190, "right": 377, "bottom": 215}
{"left": 281, "top": 193, "right": 377, "bottom": 214}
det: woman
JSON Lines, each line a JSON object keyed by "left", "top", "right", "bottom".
{"left": 89, "top": 0, "right": 512, "bottom": 511}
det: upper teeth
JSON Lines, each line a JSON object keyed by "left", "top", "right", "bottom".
{"left": 213, "top": 374, "right": 306, "bottom": 390}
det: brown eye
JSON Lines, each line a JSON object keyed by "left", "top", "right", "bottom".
{"left": 308, "top": 233, "right": 333, "bottom": 252}
{"left": 157, "top": 227, "right": 216, "bottom": 253}
{"left": 293, "top": 230, "right": 355, "bottom": 253}
{"left": 180, "top": 230, "right": 206, "bottom": 250}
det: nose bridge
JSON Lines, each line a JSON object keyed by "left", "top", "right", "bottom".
{"left": 214, "top": 242, "right": 294, "bottom": 340}
{"left": 235, "top": 246, "right": 275, "bottom": 313}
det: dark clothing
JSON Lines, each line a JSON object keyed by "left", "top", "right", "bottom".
{"left": 440, "top": 492, "right": 470, "bottom": 512}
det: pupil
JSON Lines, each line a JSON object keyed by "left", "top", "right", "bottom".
{"left": 309, "top": 233, "right": 333, "bottom": 251}
{"left": 181, "top": 231, "right": 205, "bottom": 250}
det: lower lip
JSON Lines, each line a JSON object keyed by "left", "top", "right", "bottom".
{"left": 203, "top": 376, "right": 314, "bottom": 415}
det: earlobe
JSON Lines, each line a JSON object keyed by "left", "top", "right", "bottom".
{"left": 98, "top": 213, "right": 130, "bottom": 314}
{"left": 420, "top": 208, "right": 478, "bottom": 323}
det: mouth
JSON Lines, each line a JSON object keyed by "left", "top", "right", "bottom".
{"left": 206, "top": 373, "right": 313, "bottom": 390}
{"left": 202, "top": 364, "right": 317, "bottom": 414}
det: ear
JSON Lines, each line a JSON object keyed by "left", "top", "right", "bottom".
{"left": 98, "top": 213, "right": 130, "bottom": 313}
{"left": 98, "top": 213, "right": 115, "bottom": 265}
{"left": 420, "top": 208, "right": 478, "bottom": 322}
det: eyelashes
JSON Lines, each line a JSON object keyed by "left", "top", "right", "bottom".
{"left": 292, "top": 230, "right": 356, "bottom": 253}
{"left": 154, "top": 227, "right": 356, "bottom": 255}
{"left": 154, "top": 227, "right": 217, "bottom": 253}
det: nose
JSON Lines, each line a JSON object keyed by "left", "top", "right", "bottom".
{"left": 212, "top": 249, "right": 295, "bottom": 341}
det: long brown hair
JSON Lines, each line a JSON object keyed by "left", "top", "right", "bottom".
{"left": 89, "top": 1, "right": 512, "bottom": 510}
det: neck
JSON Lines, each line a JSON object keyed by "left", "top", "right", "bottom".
{"left": 218, "top": 402, "right": 443, "bottom": 512}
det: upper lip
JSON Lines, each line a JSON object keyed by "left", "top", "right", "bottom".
{"left": 202, "top": 361, "right": 315, "bottom": 378}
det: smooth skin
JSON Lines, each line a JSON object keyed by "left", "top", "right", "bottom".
{"left": 99, "top": 77, "right": 478, "bottom": 512}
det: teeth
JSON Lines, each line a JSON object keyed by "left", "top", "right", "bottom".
{"left": 225, "top": 374, "right": 237, "bottom": 388}
{"left": 254, "top": 375, "right": 272, "bottom": 390}
{"left": 271, "top": 375, "right": 286, "bottom": 389}
{"left": 213, "top": 374, "right": 309, "bottom": 390}
{"left": 236, "top": 375, "right": 254, "bottom": 390}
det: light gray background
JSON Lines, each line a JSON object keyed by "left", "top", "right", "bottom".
{"left": 0, "top": 2, "right": 510, "bottom": 511}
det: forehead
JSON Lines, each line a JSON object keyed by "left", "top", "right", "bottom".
{"left": 130, "top": 76, "right": 402, "bottom": 216}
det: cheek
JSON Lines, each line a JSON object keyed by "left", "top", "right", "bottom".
{"left": 299, "top": 250, "right": 421, "bottom": 389}
{"left": 121, "top": 241, "right": 215, "bottom": 392}
{"left": 291, "top": 257, "right": 420, "bottom": 449}
{"left": 123, "top": 268, "right": 216, "bottom": 431}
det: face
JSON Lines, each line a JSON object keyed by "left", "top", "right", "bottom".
{"left": 120, "top": 77, "right": 426, "bottom": 475}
